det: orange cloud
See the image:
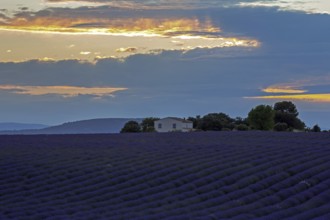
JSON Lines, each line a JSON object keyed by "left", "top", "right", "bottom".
{"left": 262, "top": 77, "right": 330, "bottom": 95}
{"left": 248, "top": 77, "right": 330, "bottom": 103}
{"left": 247, "top": 94, "right": 330, "bottom": 103}
{"left": 0, "top": 10, "right": 260, "bottom": 62}
{"left": 262, "top": 86, "right": 307, "bottom": 94}
{"left": 0, "top": 85, "right": 127, "bottom": 98}
{"left": 0, "top": 17, "right": 220, "bottom": 37}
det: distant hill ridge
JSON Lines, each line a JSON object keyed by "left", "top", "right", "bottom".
{"left": 0, "top": 123, "right": 49, "bottom": 131}
{"left": 0, "top": 118, "right": 143, "bottom": 134}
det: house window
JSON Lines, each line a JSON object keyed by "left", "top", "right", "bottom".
{"left": 173, "top": 123, "right": 176, "bottom": 129}
{"left": 158, "top": 123, "right": 162, "bottom": 129}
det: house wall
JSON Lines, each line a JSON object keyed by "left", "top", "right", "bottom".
{"left": 154, "top": 118, "right": 193, "bottom": 132}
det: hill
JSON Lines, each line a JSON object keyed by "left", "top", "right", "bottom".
{"left": 0, "top": 122, "right": 49, "bottom": 131}
{"left": 0, "top": 132, "right": 329, "bottom": 219}
{"left": 0, "top": 118, "right": 142, "bottom": 134}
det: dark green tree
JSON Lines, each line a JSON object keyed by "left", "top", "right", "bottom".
{"left": 120, "top": 121, "right": 141, "bottom": 133}
{"left": 236, "top": 124, "right": 249, "bottom": 131}
{"left": 273, "top": 122, "right": 288, "bottom": 132}
{"left": 274, "top": 101, "right": 298, "bottom": 116}
{"left": 197, "top": 113, "right": 235, "bottom": 131}
{"left": 248, "top": 105, "right": 275, "bottom": 130}
{"left": 274, "top": 101, "right": 305, "bottom": 130}
{"left": 187, "top": 115, "right": 201, "bottom": 129}
{"left": 140, "top": 117, "right": 159, "bottom": 132}
{"left": 312, "top": 124, "right": 321, "bottom": 132}
{"left": 233, "top": 117, "right": 249, "bottom": 126}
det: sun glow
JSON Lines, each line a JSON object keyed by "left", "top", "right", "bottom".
{"left": 0, "top": 10, "right": 260, "bottom": 62}
{"left": 0, "top": 17, "right": 220, "bottom": 36}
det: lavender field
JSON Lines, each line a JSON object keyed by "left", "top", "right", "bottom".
{"left": 1, "top": 132, "right": 330, "bottom": 219}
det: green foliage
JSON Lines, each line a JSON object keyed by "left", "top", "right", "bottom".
{"left": 312, "top": 124, "right": 321, "bottom": 132}
{"left": 141, "top": 117, "right": 159, "bottom": 132}
{"left": 236, "top": 124, "right": 249, "bottom": 131}
{"left": 274, "top": 101, "right": 305, "bottom": 130}
{"left": 248, "top": 105, "right": 275, "bottom": 130}
{"left": 234, "top": 117, "right": 249, "bottom": 126}
{"left": 274, "top": 122, "right": 288, "bottom": 132}
{"left": 120, "top": 101, "right": 310, "bottom": 133}
{"left": 197, "top": 113, "right": 235, "bottom": 131}
{"left": 187, "top": 116, "right": 201, "bottom": 128}
{"left": 120, "top": 121, "right": 141, "bottom": 133}
{"left": 274, "top": 101, "right": 298, "bottom": 116}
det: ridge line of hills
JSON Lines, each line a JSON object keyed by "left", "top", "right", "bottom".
{"left": 0, "top": 118, "right": 143, "bottom": 134}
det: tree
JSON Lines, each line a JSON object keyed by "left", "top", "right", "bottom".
{"left": 140, "top": 117, "right": 159, "bottom": 132}
{"left": 234, "top": 117, "right": 249, "bottom": 126}
{"left": 248, "top": 105, "right": 274, "bottom": 130}
{"left": 236, "top": 124, "right": 249, "bottom": 131}
{"left": 274, "top": 101, "right": 305, "bottom": 130}
{"left": 120, "top": 121, "right": 141, "bottom": 133}
{"left": 187, "top": 115, "right": 201, "bottom": 129}
{"left": 197, "top": 113, "right": 235, "bottom": 131}
{"left": 233, "top": 117, "right": 249, "bottom": 130}
{"left": 274, "top": 101, "right": 298, "bottom": 116}
{"left": 274, "top": 122, "right": 288, "bottom": 132}
{"left": 312, "top": 124, "right": 321, "bottom": 132}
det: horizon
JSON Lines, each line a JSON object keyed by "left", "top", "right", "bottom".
{"left": 1, "top": 112, "right": 329, "bottom": 131}
{"left": 0, "top": 1, "right": 329, "bottom": 130}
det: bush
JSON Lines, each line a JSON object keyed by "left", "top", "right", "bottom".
{"left": 274, "top": 123, "right": 288, "bottom": 132}
{"left": 312, "top": 124, "right": 321, "bottom": 132}
{"left": 120, "top": 121, "right": 141, "bottom": 133}
{"left": 237, "top": 124, "right": 249, "bottom": 131}
{"left": 222, "top": 128, "right": 232, "bottom": 131}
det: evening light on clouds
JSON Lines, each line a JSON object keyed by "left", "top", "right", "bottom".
{"left": 0, "top": 0, "right": 329, "bottom": 129}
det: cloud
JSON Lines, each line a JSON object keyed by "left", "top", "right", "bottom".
{"left": 116, "top": 47, "right": 138, "bottom": 53}
{"left": 247, "top": 76, "right": 330, "bottom": 103}
{"left": 80, "top": 51, "right": 91, "bottom": 55}
{"left": 0, "top": 85, "right": 128, "bottom": 98}
{"left": 43, "top": 0, "right": 330, "bottom": 14}
{"left": 0, "top": 12, "right": 9, "bottom": 22}
{"left": 0, "top": 14, "right": 221, "bottom": 37}
{"left": 262, "top": 87, "right": 307, "bottom": 94}
{"left": 38, "top": 57, "right": 56, "bottom": 62}
{"left": 238, "top": 0, "right": 330, "bottom": 15}
{"left": 0, "top": 36, "right": 329, "bottom": 126}
{"left": 263, "top": 77, "right": 330, "bottom": 94}
{"left": 44, "top": 0, "right": 238, "bottom": 9}
{"left": 0, "top": 6, "right": 260, "bottom": 62}
{"left": 247, "top": 94, "right": 330, "bottom": 103}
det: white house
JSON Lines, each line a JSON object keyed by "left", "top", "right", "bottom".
{"left": 154, "top": 117, "right": 193, "bottom": 132}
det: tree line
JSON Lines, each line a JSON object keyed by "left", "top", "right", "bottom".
{"left": 121, "top": 101, "right": 324, "bottom": 133}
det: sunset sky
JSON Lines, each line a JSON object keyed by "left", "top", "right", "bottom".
{"left": 0, "top": 0, "right": 329, "bottom": 129}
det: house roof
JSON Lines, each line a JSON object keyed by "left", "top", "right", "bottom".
{"left": 158, "top": 117, "right": 193, "bottom": 123}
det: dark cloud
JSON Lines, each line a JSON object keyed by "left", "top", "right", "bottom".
{"left": 19, "top": 7, "right": 29, "bottom": 11}
{"left": 0, "top": 10, "right": 9, "bottom": 21}
{"left": 44, "top": 0, "right": 276, "bottom": 8}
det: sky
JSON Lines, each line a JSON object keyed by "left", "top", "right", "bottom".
{"left": 0, "top": 0, "right": 330, "bottom": 129}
